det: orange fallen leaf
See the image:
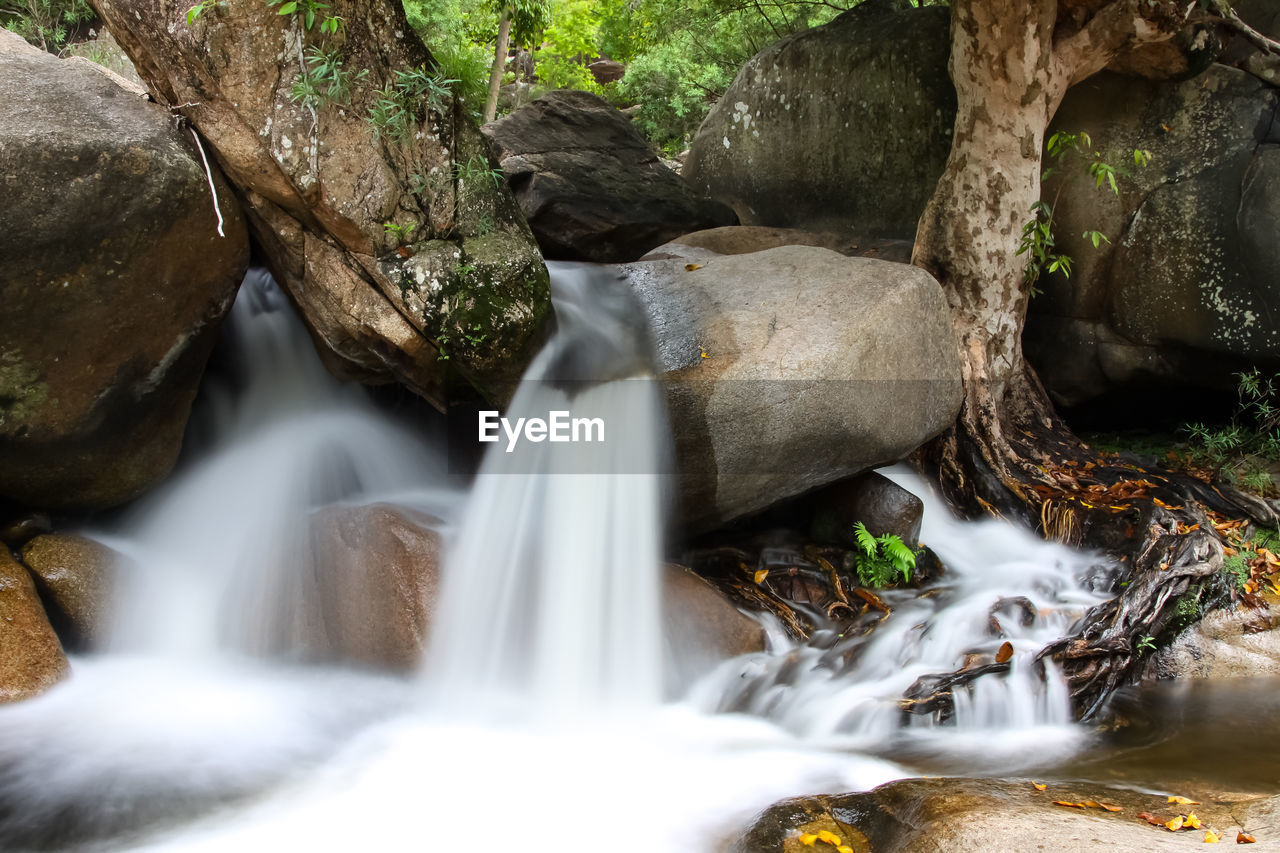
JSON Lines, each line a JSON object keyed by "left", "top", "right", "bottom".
{"left": 1185, "top": 813, "right": 1202, "bottom": 829}
{"left": 1032, "top": 782, "right": 1047, "bottom": 791}
{"left": 996, "top": 641, "right": 1014, "bottom": 664}
{"left": 684, "top": 263, "right": 703, "bottom": 271}
{"left": 1082, "top": 800, "right": 1122, "bottom": 812}
{"left": 753, "top": 569, "right": 769, "bottom": 584}
{"left": 1138, "top": 812, "right": 1166, "bottom": 826}
{"left": 1054, "top": 801, "right": 1087, "bottom": 809}
{"left": 1205, "top": 830, "right": 1221, "bottom": 843}
{"left": 1168, "top": 816, "right": 1186, "bottom": 832}
{"left": 1169, "top": 796, "right": 1200, "bottom": 805}
{"left": 1237, "top": 832, "right": 1256, "bottom": 843}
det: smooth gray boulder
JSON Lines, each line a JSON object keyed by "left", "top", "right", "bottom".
{"left": 0, "top": 30, "right": 249, "bottom": 510}
{"left": 619, "top": 244, "right": 961, "bottom": 530}
{"left": 683, "top": 1, "right": 954, "bottom": 240}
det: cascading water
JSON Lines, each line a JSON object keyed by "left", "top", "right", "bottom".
{"left": 0, "top": 265, "right": 1126, "bottom": 852}
{"left": 425, "top": 264, "right": 668, "bottom": 715}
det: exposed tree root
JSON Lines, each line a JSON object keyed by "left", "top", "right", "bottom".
{"left": 910, "top": 365, "right": 1277, "bottom": 721}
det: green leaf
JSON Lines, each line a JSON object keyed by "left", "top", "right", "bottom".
{"left": 852, "top": 521, "right": 878, "bottom": 559}
{"left": 277, "top": 1, "right": 296, "bottom": 13}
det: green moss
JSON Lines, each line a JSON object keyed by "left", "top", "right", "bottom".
{"left": 0, "top": 351, "right": 49, "bottom": 435}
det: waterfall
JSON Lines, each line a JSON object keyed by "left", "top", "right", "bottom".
{"left": 0, "top": 266, "right": 1126, "bottom": 852}
{"left": 424, "top": 262, "right": 669, "bottom": 715}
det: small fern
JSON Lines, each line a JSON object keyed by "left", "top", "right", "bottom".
{"left": 851, "top": 522, "right": 915, "bottom": 588}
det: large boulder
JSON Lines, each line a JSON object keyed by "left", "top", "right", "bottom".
{"left": 734, "top": 777, "right": 1274, "bottom": 852}
{"left": 1026, "top": 66, "right": 1280, "bottom": 407}
{"left": 0, "top": 551, "right": 69, "bottom": 703}
{"left": 91, "top": 0, "right": 549, "bottom": 407}
{"left": 0, "top": 30, "right": 249, "bottom": 510}
{"left": 683, "top": 1, "right": 955, "bottom": 240}
{"left": 482, "top": 89, "right": 736, "bottom": 262}
{"left": 619, "top": 244, "right": 962, "bottom": 530}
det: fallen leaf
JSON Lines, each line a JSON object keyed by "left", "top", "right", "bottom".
{"left": 1054, "top": 801, "right": 1087, "bottom": 809}
{"left": 1169, "top": 796, "right": 1200, "bottom": 805}
{"left": 1167, "top": 816, "right": 1186, "bottom": 832}
{"left": 684, "top": 263, "right": 703, "bottom": 271}
{"left": 1237, "top": 832, "right": 1256, "bottom": 843}
{"left": 800, "top": 834, "right": 819, "bottom": 847}
{"left": 996, "top": 641, "right": 1014, "bottom": 663}
{"left": 1186, "top": 813, "right": 1202, "bottom": 830}
{"left": 1082, "top": 800, "right": 1122, "bottom": 812}
{"left": 815, "top": 830, "right": 842, "bottom": 846}
{"left": 1033, "top": 782, "right": 1047, "bottom": 791}
{"left": 1205, "top": 830, "right": 1221, "bottom": 843}
{"left": 699, "top": 347, "right": 708, "bottom": 359}
{"left": 1138, "top": 812, "right": 1166, "bottom": 826}
{"left": 753, "top": 569, "right": 769, "bottom": 584}
{"left": 837, "top": 848, "right": 853, "bottom": 853}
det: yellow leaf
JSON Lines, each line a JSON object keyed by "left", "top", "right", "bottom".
{"left": 1167, "top": 816, "right": 1185, "bottom": 832}
{"left": 816, "top": 830, "right": 843, "bottom": 845}
{"left": 799, "top": 834, "right": 819, "bottom": 847}
{"left": 837, "top": 848, "right": 853, "bottom": 853}
{"left": 685, "top": 263, "right": 703, "bottom": 271}
{"left": 1082, "top": 800, "right": 1122, "bottom": 812}
{"left": 1205, "top": 830, "right": 1221, "bottom": 843}
{"left": 753, "top": 569, "right": 769, "bottom": 584}
{"left": 1033, "top": 782, "right": 1047, "bottom": 791}
{"left": 1186, "top": 813, "right": 1202, "bottom": 829}
{"left": 1169, "top": 796, "right": 1201, "bottom": 805}
{"left": 1054, "top": 801, "right": 1087, "bottom": 809}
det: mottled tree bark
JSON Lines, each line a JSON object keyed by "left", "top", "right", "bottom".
{"left": 909, "top": 0, "right": 1279, "bottom": 717}
{"left": 484, "top": 6, "right": 512, "bottom": 124}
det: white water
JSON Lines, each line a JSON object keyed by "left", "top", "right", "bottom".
{"left": 425, "top": 265, "right": 667, "bottom": 716}
{"left": 0, "top": 267, "right": 1120, "bottom": 852}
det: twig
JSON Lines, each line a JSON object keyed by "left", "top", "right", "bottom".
{"left": 189, "top": 126, "right": 226, "bottom": 238}
{"left": 1208, "top": 0, "right": 1280, "bottom": 55}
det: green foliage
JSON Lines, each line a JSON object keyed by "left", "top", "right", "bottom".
{"left": 1222, "top": 554, "right": 1250, "bottom": 590}
{"left": 268, "top": 0, "right": 334, "bottom": 31}
{"left": 185, "top": 0, "right": 225, "bottom": 26}
{"left": 1, "top": 0, "right": 94, "bottom": 52}
{"left": 1183, "top": 369, "right": 1280, "bottom": 490}
{"left": 455, "top": 155, "right": 504, "bottom": 189}
{"left": 850, "top": 522, "right": 915, "bottom": 589}
{"left": 1136, "top": 635, "right": 1157, "bottom": 654}
{"left": 368, "top": 66, "right": 458, "bottom": 141}
{"left": 290, "top": 44, "right": 367, "bottom": 110}
{"left": 1019, "top": 130, "right": 1150, "bottom": 293}
{"left": 402, "top": 0, "right": 492, "bottom": 115}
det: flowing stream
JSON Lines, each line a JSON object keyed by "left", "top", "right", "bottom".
{"left": 0, "top": 266, "right": 1142, "bottom": 852}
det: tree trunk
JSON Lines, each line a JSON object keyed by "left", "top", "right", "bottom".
{"left": 484, "top": 7, "right": 512, "bottom": 124}
{"left": 911, "top": 0, "right": 1069, "bottom": 519}
{"left": 909, "top": 0, "right": 1277, "bottom": 718}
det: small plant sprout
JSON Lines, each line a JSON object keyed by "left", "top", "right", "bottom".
{"left": 851, "top": 522, "right": 916, "bottom": 589}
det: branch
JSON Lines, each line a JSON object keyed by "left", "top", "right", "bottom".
{"left": 188, "top": 126, "right": 226, "bottom": 238}
{"left": 1052, "top": 0, "right": 1196, "bottom": 89}
{"left": 1208, "top": 0, "right": 1280, "bottom": 55}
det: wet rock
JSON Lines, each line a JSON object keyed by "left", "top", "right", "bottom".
{"left": 807, "top": 472, "right": 924, "bottom": 550}
{"left": 1026, "top": 65, "right": 1280, "bottom": 407}
{"left": 619, "top": 244, "right": 961, "bottom": 530}
{"left": 664, "top": 564, "right": 766, "bottom": 689}
{"left": 1148, "top": 601, "right": 1280, "bottom": 680}
{"left": 92, "top": 0, "right": 548, "bottom": 407}
{"left": 483, "top": 89, "right": 736, "bottom": 262}
{"left": 282, "top": 503, "right": 443, "bottom": 671}
{"left": 0, "top": 513, "right": 52, "bottom": 550}
{"left": 684, "top": 1, "right": 955, "bottom": 240}
{"left": 19, "top": 534, "right": 118, "bottom": 647}
{"left": 0, "top": 30, "right": 250, "bottom": 509}
{"left": 734, "top": 777, "right": 1275, "bottom": 852}
{"left": 0, "top": 550, "right": 68, "bottom": 703}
